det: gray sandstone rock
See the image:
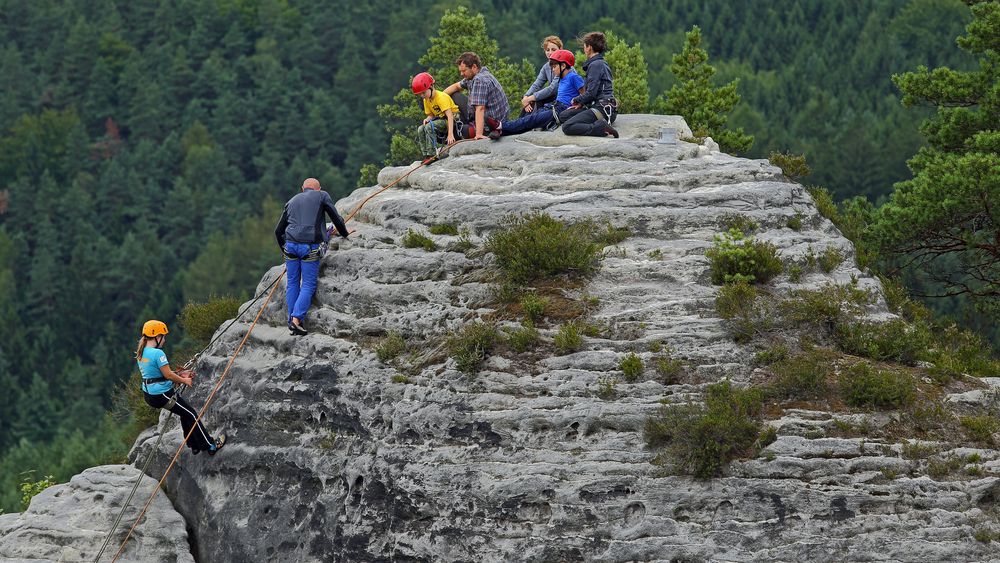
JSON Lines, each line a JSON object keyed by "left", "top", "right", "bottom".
{"left": 124, "top": 115, "right": 999, "bottom": 562}
{"left": 0, "top": 464, "right": 193, "bottom": 563}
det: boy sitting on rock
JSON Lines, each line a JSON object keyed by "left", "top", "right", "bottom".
{"left": 412, "top": 72, "right": 458, "bottom": 165}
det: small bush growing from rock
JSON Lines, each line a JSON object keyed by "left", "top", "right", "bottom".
{"left": 520, "top": 293, "right": 548, "bottom": 323}
{"left": 485, "top": 212, "right": 602, "bottom": 283}
{"left": 620, "top": 352, "right": 644, "bottom": 382}
{"left": 769, "top": 151, "right": 811, "bottom": 181}
{"left": 391, "top": 374, "right": 410, "bottom": 384}
{"left": 807, "top": 186, "right": 838, "bottom": 222}
{"left": 715, "top": 281, "right": 768, "bottom": 343}
{"left": 706, "top": 228, "right": 783, "bottom": 285}
{"left": 787, "top": 264, "right": 804, "bottom": 283}
{"left": 754, "top": 344, "right": 789, "bottom": 365}
{"left": 927, "top": 455, "right": 964, "bottom": 479}
{"left": 817, "top": 247, "right": 845, "bottom": 273}
{"left": 645, "top": 380, "right": 765, "bottom": 478}
{"left": 786, "top": 212, "right": 804, "bottom": 231}
{"left": 835, "top": 319, "right": 930, "bottom": 364}
{"left": 447, "top": 322, "right": 498, "bottom": 374}
{"left": 428, "top": 223, "right": 459, "bottom": 235}
{"left": 19, "top": 474, "right": 56, "bottom": 510}
{"left": 655, "top": 351, "right": 684, "bottom": 385}
{"left": 840, "top": 362, "right": 915, "bottom": 409}
{"left": 768, "top": 349, "right": 836, "bottom": 400}
{"left": 554, "top": 322, "right": 583, "bottom": 353}
{"left": 401, "top": 229, "right": 436, "bottom": 251}
{"left": 179, "top": 295, "right": 241, "bottom": 344}
{"left": 719, "top": 213, "right": 759, "bottom": 235}
{"left": 779, "top": 283, "right": 871, "bottom": 334}
{"left": 960, "top": 416, "right": 999, "bottom": 445}
{"left": 376, "top": 331, "right": 406, "bottom": 362}
{"left": 505, "top": 321, "right": 539, "bottom": 353}
{"left": 448, "top": 227, "right": 475, "bottom": 253}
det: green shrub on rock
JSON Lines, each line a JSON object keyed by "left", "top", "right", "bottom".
{"left": 179, "top": 296, "right": 241, "bottom": 344}
{"left": 840, "top": 362, "right": 915, "bottom": 409}
{"left": 620, "top": 352, "right": 644, "bottom": 382}
{"left": 485, "top": 212, "right": 602, "bottom": 283}
{"left": 447, "top": 323, "right": 498, "bottom": 374}
{"left": 706, "top": 228, "right": 783, "bottom": 285}
{"left": 645, "top": 380, "right": 765, "bottom": 478}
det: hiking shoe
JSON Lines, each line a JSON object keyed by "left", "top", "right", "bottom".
{"left": 289, "top": 321, "right": 308, "bottom": 336}
{"left": 421, "top": 156, "right": 436, "bottom": 166}
{"left": 208, "top": 435, "right": 226, "bottom": 456}
{"left": 488, "top": 128, "right": 502, "bottom": 141}
{"left": 603, "top": 123, "right": 619, "bottom": 138}
{"left": 435, "top": 147, "right": 449, "bottom": 160}
{"left": 191, "top": 448, "right": 200, "bottom": 456}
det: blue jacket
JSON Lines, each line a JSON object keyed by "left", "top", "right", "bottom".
{"left": 275, "top": 189, "right": 349, "bottom": 247}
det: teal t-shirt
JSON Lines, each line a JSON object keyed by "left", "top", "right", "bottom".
{"left": 138, "top": 347, "right": 172, "bottom": 395}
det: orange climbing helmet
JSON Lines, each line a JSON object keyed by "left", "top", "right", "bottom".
{"left": 142, "top": 320, "right": 169, "bottom": 338}
{"left": 411, "top": 72, "right": 434, "bottom": 94}
{"left": 548, "top": 49, "right": 575, "bottom": 68}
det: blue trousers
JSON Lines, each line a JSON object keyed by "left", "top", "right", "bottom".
{"left": 500, "top": 102, "right": 567, "bottom": 136}
{"left": 284, "top": 242, "right": 321, "bottom": 323}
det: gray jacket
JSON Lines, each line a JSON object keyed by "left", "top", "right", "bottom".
{"left": 275, "top": 189, "right": 349, "bottom": 247}
{"left": 572, "top": 53, "right": 614, "bottom": 107}
{"left": 525, "top": 62, "right": 559, "bottom": 104}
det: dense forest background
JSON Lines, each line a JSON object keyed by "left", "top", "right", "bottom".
{"left": 0, "top": 0, "right": 979, "bottom": 511}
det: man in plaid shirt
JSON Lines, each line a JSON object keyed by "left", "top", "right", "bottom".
{"left": 445, "top": 52, "right": 510, "bottom": 140}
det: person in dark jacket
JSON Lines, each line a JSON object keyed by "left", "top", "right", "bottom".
{"left": 559, "top": 32, "right": 619, "bottom": 138}
{"left": 274, "top": 177, "right": 350, "bottom": 335}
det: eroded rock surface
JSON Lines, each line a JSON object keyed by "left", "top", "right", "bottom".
{"left": 0, "top": 464, "right": 193, "bottom": 563}
{"left": 130, "top": 115, "right": 998, "bottom": 562}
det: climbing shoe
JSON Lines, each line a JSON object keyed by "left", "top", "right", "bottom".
{"left": 603, "top": 123, "right": 619, "bottom": 138}
{"left": 289, "top": 321, "right": 308, "bottom": 336}
{"left": 488, "top": 128, "right": 502, "bottom": 141}
{"left": 421, "top": 155, "right": 437, "bottom": 166}
{"left": 208, "top": 435, "right": 226, "bottom": 456}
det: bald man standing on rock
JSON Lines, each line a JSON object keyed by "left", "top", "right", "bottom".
{"left": 275, "top": 178, "right": 350, "bottom": 336}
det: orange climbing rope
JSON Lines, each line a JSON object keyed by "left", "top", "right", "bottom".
{"left": 105, "top": 141, "right": 471, "bottom": 561}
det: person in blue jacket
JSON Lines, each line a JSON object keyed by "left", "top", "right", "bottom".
{"left": 559, "top": 32, "right": 619, "bottom": 138}
{"left": 488, "top": 49, "right": 584, "bottom": 139}
{"left": 137, "top": 320, "right": 225, "bottom": 456}
{"left": 274, "top": 177, "right": 350, "bottom": 335}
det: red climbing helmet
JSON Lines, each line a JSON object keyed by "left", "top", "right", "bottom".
{"left": 411, "top": 72, "right": 435, "bottom": 94}
{"left": 548, "top": 49, "right": 575, "bottom": 68}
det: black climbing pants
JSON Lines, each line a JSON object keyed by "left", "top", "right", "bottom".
{"left": 144, "top": 389, "right": 216, "bottom": 452}
{"left": 559, "top": 105, "right": 617, "bottom": 136}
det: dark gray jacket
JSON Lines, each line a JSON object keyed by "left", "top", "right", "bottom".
{"left": 275, "top": 189, "right": 349, "bottom": 247}
{"left": 572, "top": 53, "right": 614, "bottom": 107}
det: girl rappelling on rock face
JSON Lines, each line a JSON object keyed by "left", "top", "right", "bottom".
{"left": 137, "top": 320, "right": 226, "bottom": 456}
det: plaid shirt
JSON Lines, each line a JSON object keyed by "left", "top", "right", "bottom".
{"left": 461, "top": 66, "right": 510, "bottom": 123}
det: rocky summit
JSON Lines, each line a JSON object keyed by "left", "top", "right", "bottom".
{"left": 5, "top": 114, "right": 999, "bottom": 562}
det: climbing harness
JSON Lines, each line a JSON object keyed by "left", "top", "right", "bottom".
{"left": 98, "top": 138, "right": 474, "bottom": 562}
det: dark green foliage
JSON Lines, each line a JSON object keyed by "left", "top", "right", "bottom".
{"left": 655, "top": 350, "right": 684, "bottom": 384}
{"left": 719, "top": 214, "right": 759, "bottom": 236}
{"left": 485, "top": 212, "right": 602, "bottom": 283}
{"left": 840, "top": 363, "right": 916, "bottom": 409}
{"left": 447, "top": 322, "right": 498, "bottom": 374}
{"left": 875, "top": 1, "right": 1000, "bottom": 312}
{"left": 645, "top": 380, "right": 765, "bottom": 478}
{"left": 653, "top": 26, "right": 753, "bottom": 153}
{"left": 178, "top": 296, "right": 241, "bottom": 345}
{"left": 786, "top": 214, "right": 804, "bottom": 231}
{"left": 817, "top": 247, "right": 845, "bottom": 273}
{"left": 619, "top": 352, "right": 644, "bottom": 382}
{"left": 401, "top": 229, "right": 437, "bottom": 251}
{"left": 706, "top": 229, "right": 783, "bottom": 285}
{"left": 593, "top": 221, "right": 632, "bottom": 247}
{"left": 769, "top": 152, "right": 811, "bottom": 181}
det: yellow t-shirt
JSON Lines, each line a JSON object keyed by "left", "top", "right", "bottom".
{"left": 422, "top": 89, "right": 458, "bottom": 118}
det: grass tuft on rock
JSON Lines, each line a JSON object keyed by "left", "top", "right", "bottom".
{"left": 401, "top": 229, "right": 437, "bottom": 251}
{"left": 619, "top": 352, "right": 644, "bottom": 382}
{"left": 706, "top": 229, "right": 783, "bottom": 285}
{"left": 447, "top": 322, "right": 498, "bottom": 374}
{"left": 375, "top": 331, "right": 406, "bottom": 363}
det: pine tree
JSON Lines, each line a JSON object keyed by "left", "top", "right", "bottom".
{"left": 874, "top": 1, "right": 1000, "bottom": 309}
{"left": 652, "top": 26, "right": 754, "bottom": 153}
{"left": 604, "top": 31, "right": 649, "bottom": 114}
